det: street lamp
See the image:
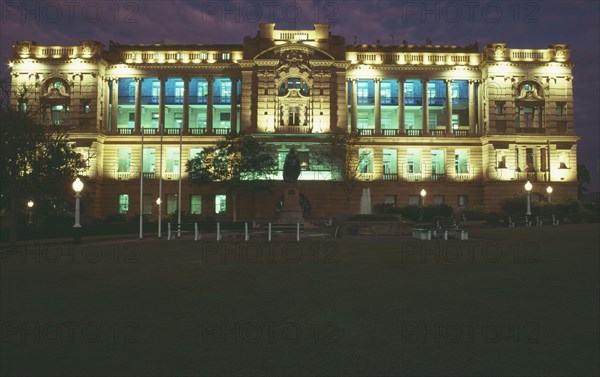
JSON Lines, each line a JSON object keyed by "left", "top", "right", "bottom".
{"left": 156, "top": 197, "right": 162, "bottom": 238}
{"left": 546, "top": 186, "right": 553, "bottom": 203}
{"left": 72, "top": 178, "right": 84, "bottom": 244}
{"left": 27, "top": 200, "right": 34, "bottom": 225}
{"left": 524, "top": 180, "right": 532, "bottom": 216}
{"left": 420, "top": 189, "right": 427, "bottom": 206}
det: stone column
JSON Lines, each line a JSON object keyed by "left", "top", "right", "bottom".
{"left": 398, "top": 78, "right": 405, "bottom": 135}
{"left": 374, "top": 78, "right": 381, "bottom": 135}
{"left": 350, "top": 79, "right": 358, "bottom": 133}
{"left": 446, "top": 79, "right": 453, "bottom": 135}
{"left": 207, "top": 77, "right": 214, "bottom": 134}
{"left": 230, "top": 77, "right": 238, "bottom": 134}
{"left": 468, "top": 80, "right": 476, "bottom": 135}
{"left": 159, "top": 77, "right": 166, "bottom": 134}
{"left": 134, "top": 78, "right": 142, "bottom": 134}
{"left": 110, "top": 78, "right": 119, "bottom": 134}
{"left": 183, "top": 76, "right": 190, "bottom": 134}
{"left": 421, "top": 78, "right": 429, "bottom": 135}
{"left": 103, "top": 78, "right": 110, "bottom": 132}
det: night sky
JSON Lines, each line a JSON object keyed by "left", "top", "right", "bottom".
{"left": 1, "top": 0, "right": 598, "bottom": 191}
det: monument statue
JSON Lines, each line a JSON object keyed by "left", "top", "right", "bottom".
{"left": 283, "top": 146, "right": 301, "bottom": 183}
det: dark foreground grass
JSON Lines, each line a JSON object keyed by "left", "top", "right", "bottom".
{"left": 1, "top": 224, "right": 598, "bottom": 376}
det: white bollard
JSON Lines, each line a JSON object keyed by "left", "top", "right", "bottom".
{"left": 217, "top": 222, "right": 221, "bottom": 241}
{"left": 296, "top": 223, "right": 300, "bottom": 241}
{"left": 268, "top": 223, "right": 272, "bottom": 242}
{"left": 245, "top": 222, "right": 249, "bottom": 241}
{"left": 167, "top": 223, "right": 172, "bottom": 240}
{"left": 194, "top": 223, "right": 200, "bottom": 241}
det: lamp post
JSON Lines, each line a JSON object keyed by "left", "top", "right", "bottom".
{"left": 524, "top": 180, "right": 532, "bottom": 216}
{"left": 27, "top": 200, "right": 34, "bottom": 225}
{"left": 72, "top": 178, "right": 84, "bottom": 244}
{"left": 546, "top": 186, "right": 553, "bottom": 203}
{"left": 420, "top": 189, "right": 427, "bottom": 206}
{"left": 156, "top": 197, "right": 162, "bottom": 238}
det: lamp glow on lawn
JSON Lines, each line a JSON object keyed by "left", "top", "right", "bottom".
{"left": 420, "top": 189, "right": 427, "bottom": 206}
{"left": 524, "top": 180, "right": 532, "bottom": 216}
{"left": 546, "top": 186, "right": 553, "bottom": 203}
{"left": 72, "top": 178, "right": 84, "bottom": 244}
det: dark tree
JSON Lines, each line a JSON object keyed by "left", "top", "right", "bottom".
{"left": 186, "top": 133, "right": 278, "bottom": 222}
{"left": 1, "top": 107, "right": 82, "bottom": 246}
{"left": 577, "top": 163, "right": 591, "bottom": 200}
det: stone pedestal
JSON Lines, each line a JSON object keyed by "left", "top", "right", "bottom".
{"left": 278, "top": 187, "right": 305, "bottom": 224}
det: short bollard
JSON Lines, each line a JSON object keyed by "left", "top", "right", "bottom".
{"left": 268, "top": 223, "right": 272, "bottom": 242}
{"left": 245, "top": 222, "right": 249, "bottom": 241}
{"left": 194, "top": 223, "right": 201, "bottom": 241}
{"left": 217, "top": 222, "right": 221, "bottom": 241}
{"left": 296, "top": 223, "right": 300, "bottom": 241}
{"left": 167, "top": 223, "right": 172, "bottom": 240}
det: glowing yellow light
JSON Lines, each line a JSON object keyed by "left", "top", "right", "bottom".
{"left": 524, "top": 181, "right": 532, "bottom": 192}
{"left": 420, "top": 189, "right": 427, "bottom": 197}
{"left": 72, "top": 178, "right": 84, "bottom": 193}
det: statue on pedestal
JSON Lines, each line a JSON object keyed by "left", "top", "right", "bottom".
{"left": 283, "top": 146, "right": 301, "bottom": 183}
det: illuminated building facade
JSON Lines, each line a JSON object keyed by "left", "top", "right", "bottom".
{"left": 8, "top": 24, "right": 578, "bottom": 219}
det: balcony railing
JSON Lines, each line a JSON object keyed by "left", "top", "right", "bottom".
{"left": 165, "top": 128, "right": 182, "bottom": 135}
{"left": 452, "top": 130, "right": 469, "bottom": 137}
{"left": 141, "top": 96, "right": 160, "bottom": 105}
{"left": 165, "top": 96, "right": 184, "bottom": 105}
{"left": 357, "top": 96, "right": 374, "bottom": 105}
{"left": 383, "top": 173, "right": 398, "bottom": 181}
{"left": 190, "top": 128, "right": 208, "bottom": 135}
{"left": 402, "top": 172, "right": 424, "bottom": 182}
{"left": 117, "top": 128, "right": 134, "bottom": 135}
{"left": 404, "top": 97, "right": 422, "bottom": 106}
{"left": 358, "top": 129, "right": 375, "bottom": 136}
{"left": 431, "top": 173, "right": 447, "bottom": 182}
{"left": 430, "top": 129, "right": 447, "bottom": 137}
{"left": 163, "top": 172, "right": 180, "bottom": 180}
{"left": 189, "top": 95, "right": 208, "bottom": 104}
{"left": 406, "top": 129, "right": 423, "bottom": 136}
{"left": 428, "top": 98, "right": 446, "bottom": 106}
{"left": 116, "top": 172, "right": 131, "bottom": 180}
{"left": 381, "top": 97, "right": 399, "bottom": 105}
{"left": 142, "top": 172, "right": 156, "bottom": 179}
{"left": 455, "top": 172, "right": 471, "bottom": 181}
{"left": 516, "top": 127, "right": 545, "bottom": 134}
{"left": 214, "top": 96, "right": 231, "bottom": 104}
{"left": 382, "top": 129, "right": 401, "bottom": 136}
{"left": 118, "top": 96, "right": 135, "bottom": 105}
{"left": 358, "top": 172, "right": 374, "bottom": 181}
{"left": 142, "top": 128, "right": 159, "bottom": 135}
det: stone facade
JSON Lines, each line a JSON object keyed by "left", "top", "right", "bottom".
{"left": 8, "top": 24, "right": 578, "bottom": 220}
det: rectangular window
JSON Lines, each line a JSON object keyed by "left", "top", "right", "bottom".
{"left": 51, "top": 105, "right": 63, "bottom": 125}
{"left": 197, "top": 81, "right": 208, "bottom": 98}
{"left": 151, "top": 81, "right": 160, "bottom": 103}
{"left": 215, "top": 194, "right": 227, "bottom": 214}
{"left": 128, "top": 113, "right": 135, "bottom": 128}
{"left": 428, "top": 113, "right": 437, "bottom": 129}
{"left": 407, "top": 149, "right": 422, "bottom": 174}
{"left": 404, "top": 83, "right": 414, "bottom": 103}
{"left": 196, "top": 112, "right": 207, "bottom": 128}
{"left": 404, "top": 112, "right": 415, "bottom": 129}
{"left": 427, "top": 83, "right": 436, "bottom": 99}
{"left": 451, "top": 83, "right": 459, "bottom": 99}
{"left": 143, "top": 148, "right": 155, "bottom": 173}
{"left": 431, "top": 150, "right": 445, "bottom": 175}
{"left": 358, "top": 148, "right": 374, "bottom": 174}
{"left": 119, "top": 194, "right": 129, "bottom": 214}
{"left": 19, "top": 101, "right": 27, "bottom": 113}
{"left": 117, "top": 148, "right": 131, "bottom": 172}
{"left": 190, "top": 195, "right": 202, "bottom": 214}
{"left": 454, "top": 149, "right": 469, "bottom": 174}
{"left": 381, "top": 82, "right": 392, "bottom": 104}
{"left": 83, "top": 101, "right": 90, "bottom": 113}
{"left": 151, "top": 113, "right": 159, "bottom": 128}
{"left": 556, "top": 102, "right": 566, "bottom": 116}
{"left": 221, "top": 81, "right": 232, "bottom": 99}
{"left": 175, "top": 81, "right": 184, "bottom": 103}
{"left": 166, "top": 194, "right": 178, "bottom": 215}
{"left": 524, "top": 107, "right": 534, "bottom": 128}
{"left": 458, "top": 195, "right": 469, "bottom": 207}
{"left": 221, "top": 52, "right": 231, "bottom": 61}
{"left": 408, "top": 195, "right": 420, "bottom": 206}
{"left": 174, "top": 113, "right": 183, "bottom": 129}
{"left": 220, "top": 112, "right": 231, "bottom": 127}
{"left": 357, "top": 81, "right": 369, "bottom": 104}
{"left": 165, "top": 148, "right": 180, "bottom": 173}
{"left": 540, "top": 148, "right": 547, "bottom": 172}
{"left": 452, "top": 114, "right": 459, "bottom": 129}
{"left": 190, "top": 148, "right": 204, "bottom": 160}
{"left": 382, "top": 149, "right": 397, "bottom": 174}
{"left": 358, "top": 116, "right": 369, "bottom": 129}
{"left": 497, "top": 152, "right": 507, "bottom": 169}
{"left": 433, "top": 195, "right": 445, "bottom": 205}
{"left": 525, "top": 148, "right": 535, "bottom": 171}
{"left": 384, "top": 195, "right": 397, "bottom": 205}
{"left": 143, "top": 194, "right": 153, "bottom": 215}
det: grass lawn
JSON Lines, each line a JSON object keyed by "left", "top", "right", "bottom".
{"left": 1, "top": 224, "right": 598, "bottom": 376}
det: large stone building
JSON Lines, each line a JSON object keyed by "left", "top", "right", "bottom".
{"left": 8, "top": 23, "right": 578, "bottom": 220}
